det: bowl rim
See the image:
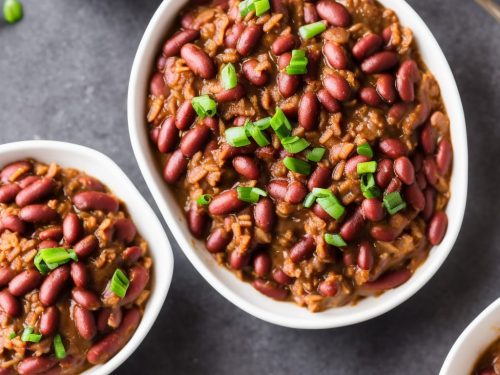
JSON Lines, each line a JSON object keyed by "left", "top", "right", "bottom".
{"left": 127, "top": 0, "right": 468, "bottom": 329}
{"left": 0, "top": 140, "right": 173, "bottom": 374}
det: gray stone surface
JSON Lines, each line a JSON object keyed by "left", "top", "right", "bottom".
{"left": 0, "top": 0, "right": 499, "bottom": 374}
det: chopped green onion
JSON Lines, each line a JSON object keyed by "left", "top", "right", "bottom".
{"left": 8, "top": 332, "right": 16, "bottom": 340}
{"left": 34, "top": 248, "right": 78, "bottom": 275}
{"left": 357, "top": 143, "right": 373, "bottom": 158}
{"left": 225, "top": 127, "right": 251, "bottom": 147}
{"left": 3, "top": 0, "right": 23, "bottom": 24}
{"left": 299, "top": 21, "right": 327, "bottom": 40}
{"left": 236, "top": 186, "right": 267, "bottom": 203}
{"left": 360, "top": 173, "right": 381, "bottom": 199}
{"left": 317, "top": 196, "right": 345, "bottom": 220}
{"left": 283, "top": 157, "right": 311, "bottom": 175}
{"left": 53, "top": 334, "right": 66, "bottom": 359}
{"left": 196, "top": 194, "right": 212, "bottom": 206}
{"left": 303, "top": 188, "right": 334, "bottom": 207}
{"left": 357, "top": 161, "right": 377, "bottom": 175}
{"left": 21, "top": 327, "right": 42, "bottom": 343}
{"left": 254, "top": 0, "right": 270, "bottom": 16}
{"left": 254, "top": 117, "right": 272, "bottom": 130}
{"left": 306, "top": 147, "right": 326, "bottom": 162}
{"left": 110, "top": 269, "right": 130, "bottom": 298}
{"left": 239, "top": 0, "right": 253, "bottom": 17}
{"left": 270, "top": 108, "right": 292, "bottom": 139}
{"left": 286, "top": 50, "right": 308, "bottom": 75}
{"left": 303, "top": 192, "right": 316, "bottom": 208}
{"left": 281, "top": 136, "right": 310, "bottom": 154}
{"left": 383, "top": 192, "right": 407, "bottom": 215}
{"left": 191, "top": 95, "right": 217, "bottom": 119}
{"left": 324, "top": 233, "right": 347, "bottom": 247}
{"left": 245, "top": 121, "right": 270, "bottom": 147}
{"left": 221, "top": 63, "right": 237, "bottom": 90}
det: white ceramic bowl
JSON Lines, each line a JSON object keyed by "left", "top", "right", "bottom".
{"left": 0, "top": 141, "right": 173, "bottom": 374}
{"left": 128, "top": 0, "right": 468, "bottom": 328}
{"left": 441, "top": 299, "right": 500, "bottom": 375}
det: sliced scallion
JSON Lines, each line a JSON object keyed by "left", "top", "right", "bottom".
{"left": 316, "top": 196, "right": 345, "bottom": 220}
{"left": 191, "top": 95, "right": 217, "bottom": 119}
{"left": 299, "top": 21, "right": 327, "bottom": 40}
{"left": 53, "top": 334, "right": 66, "bottom": 359}
{"left": 245, "top": 121, "right": 270, "bottom": 147}
{"left": 34, "top": 248, "right": 78, "bottom": 275}
{"left": 283, "top": 157, "right": 311, "bottom": 175}
{"left": 306, "top": 147, "right": 326, "bottom": 162}
{"left": 21, "top": 327, "right": 42, "bottom": 343}
{"left": 196, "top": 194, "right": 213, "bottom": 206}
{"left": 383, "top": 191, "right": 407, "bottom": 215}
{"left": 286, "top": 49, "right": 308, "bottom": 75}
{"left": 221, "top": 63, "right": 237, "bottom": 90}
{"left": 357, "top": 143, "right": 373, "bottom": 158}
{"left": 360, "top": 173, "right": 381, "bottom": 199}
{"left": 236, "top": 186, "right": 267, "bottom": 203}
{"left": 357, "top": 161, "right": 377, "bottom": 175}
{"left": 110, "top": 269, "right": 130, "bottom": 298}
{"left": 254, "top": 117, "right": 272, "bottom": 130}
{"left": 281, "top": 136, "right": 310, "bottom": 154}
{"left": 324, "top": 233, "right": 347, "bottom": 247}
{"left": 225, "top": 127, "right": 251, "bottom": 147}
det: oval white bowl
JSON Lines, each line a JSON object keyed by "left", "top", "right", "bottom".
{"left": 128, "top": 0, "right": 468, "bottom": 329}
{"left": 0, "top": 140, "right": 173, "bottom": 374}
{"left": 440, "top": 298, "right": 500, "bottom": 375}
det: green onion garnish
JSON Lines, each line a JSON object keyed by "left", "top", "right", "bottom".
{"left": 3, "top": 0, "right": 23, "bottom": 24}
{"left": 34, "top": 248, "right": 78, "bottom": 275}
{"left": 21, "top": 327, "right": 42, "bottom": 343}
{"left": 196, "top": 194, "right": 213, "bottom": 206}
{"left": 324, "top": 233, "right": 347, "bottom": 247}
{"left": 8, "top": 332, "right": 16, "bottom": 340}
{"left": 281, "top": 136, "right": 310, "bottom": 154}
{"left": 286, "top": 50, "right": 308, "bottom": 75}
{"left": 303, "top": 192, "right": 316, "bottom": 208}
{"left": 191, "top": 95, "right": 217, "bottom": 119}
{"left": 357, "top": 161, "right": 377, "bottom": 175}
{"left": 383, "top": 191, "right": 407, "bottom": 215}
{"left": 110, "top": 269, "right": 130, "bottom": 298}
{"left": 221, "top": 63, "right": 237, "bottom": 90}
{"left": 306, "top": 147, "right": 326, "bottom": 162}
{"left": 357, "top": 143, "right": 373, "bottom": 158}
{"left": 53, "top": 334, "right": 66, "bottom": 359}
{"left": 244, "top": 121, "right": 270, "bottom": 147}
{"left": 254, "top": 117, "right": 272, "bottom": 130}
{"left": 317, "top": 196, "right": 345, "bottom": 220}
{"left": 240, "top": 0, "right": 270, "bottom": 17}
{"left": 236, "top": 187, "right": 267, "bottom": 203}
{"left": 225, "top": 127, "right": 251, "bottom": 147}
{"left": 303, "top": 188, "right": 335, "bottom": 208}
{"left": 270, "top": 108, "right": 292, "bottom": 139}
{"left": 283, "top": 157, "right": 311, "bottom": 175}
{"left": 360, "top": 173, "right": 381, "bottom": 199}
{"left": 299, "top": 21, "right": 327, "bottom": 40}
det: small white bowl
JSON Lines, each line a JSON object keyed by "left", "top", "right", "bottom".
{"left": 128, "top": 0, "right": 467, "bottom": 328}
{"left": 0, "top": 140, "right": 173, "bottom": 374}
{"left": 441, "top": 298, "right": 500, "bottom": 375}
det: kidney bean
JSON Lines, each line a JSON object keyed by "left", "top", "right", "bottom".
{"left": 215, "top": 83, "right": 245, "bottom": 103}
{"left": 315, "top": 279, "right": 337, "bottom": 298}
{"left": 19, "top": 204, "right": 59, "bottom": 223}
{"left": 0, "top": 184, "right": 20, "bottom": 203}
{"left": 362, "top": 198, "right": 384, "bottom": 221}
{"left": 285, "top": 181, "right": 307, "bottom": 204}
{"left": 357, "top": 241, "right": 374, "bottom": 270}
{"left": 229, "top": 249, "right": 249, "bottom": 270}
{"left": 40, "top": 306, "right": 59, "bottom": 336}
{"left": 289, "top": 235, "right": 315, "bottom": 263}
{"left": 0, "top": 161, "right": 31, "bottom": 183}
{"left": 157, "top": 116, "right": 178, "bottom": 154}
{"left": 396, "top": 59, "right": 420, "bottom": 102}
{"left": 317, "top": 89, "right": 341, "bottom": 113}
{"left": 174, "top": 101, "right": 195, "bottom": 131}
{"left": 352, "top": 33, "right": 383, "bottom": 60}
{"left": 180, "top": 124, "right": 210, "bottom": 158}
{"left": 278, "top": 72, "right": 300, "bottom": 98}
{"left": 272, "top": 268, "right": 293, "bottom": 285}
{"left": 242, "top": 59, "right": 269, "bottom": 87}
{"left": 39, "top": 265, "right": 70, "bottom": 306}
{"left": 316, "top": 0, "right": 351, "bottom": 26}
{"left": 0, "top": 267, "right": 15, "bottom": 286}
{"left": 62, "top": 213, "right": 82, "bottom": 245}
{"left": 121, "top": 246, "right": 142, "bottom": 266}
{"left": 113, "top": 218, "right": 137, "bottom": 244}
{"left": 423, "top": 156, "right": 438, "bottom": 186}
{"left": 376, "top": 74, "right": 397, "bottom": 104}
{"left": 267, "top": 180, "right": 287, "bottom": 201}
{"left": 393, "top": 156, "right": 415, "bottom": 185}
{"left": 17, "top": 357, "right": 57, "bottom": 375}
{"left": 39, "top": 226, "right": 63, "bottom": 241}
{"left": 253, "top": 252, "right": 271, "bottom": 277}
{"left": 73, "top": 191, "right": 119, "bottom": 213}
{"left": 208, "top": 189, "right": 246, "bottom": 215}
{"left": 323, "top": 73, "right": 351, "bottom": 101}
{"left": 297, "top": 92, "right": 320, "bottom": 131}
{"left": 163, "top": 149, "right": 189, "bottom": 184}
{"left": 74, "top": 235, "right": 99, "bottom": 258}
{"left": 233, "top": 156, "right": 260, "bottom": 181}
{"left": 436, "top": 139, "right": 452, "bottom": 175}
{"left": 340, "top": 207, "right": 365, "bottom": 241}
{"left": 304, "top": 2, "right": 319, "bottom": 23}
{"left": 1, "top": 214, "right": 26, "bottom": 234}
{"left": 344, "top": 155, "right": 370, "bottom": 176}
{"left": 382, "top": 26, "right": 392, "bottom": 44}
{"left": 360, "top": 269, "right": 412, "bottom": 293}
{"left": 9, "top": 269, "right": 42, "bottom": 296}
{"left": 0, "top": 290, "right": 21, "bottom": 317}
{"left": 87, "top": 307, "right": 141, "bottom": 365}
{"left": 253, "top": 198, "right": 275, "bottom": 233}
{"left": 224, "top": 23, "right": 245, "bottom": 48}
{"left": 163, "top": 29, "right": 200, "bottom": 57}
{"left": 420, "top": 122, "right": 436, "bottom": 154}
{"left": 72, "top": 287, "right": 101, "bottom": 310}
{"left": 404, "top": 183, "right": 425, "bottom": 211}
{"left": 379, "top": 138, "right": 408, "bottom": 159}
{"left": 18, "top": 176, "right": 40, "bottom": 190}
{"left": 120, "top": 266, "right": 150, "bottom": 306}
{"left": 359, "top": 87, "right": 382, "bottom": 106}
{"left": 237, "top": 25, "right": 262, "bottom": 56}
{"left": 387, "top": 102, "right": 411, "bottom": 125}
{"left": 75, "top": 175, "right": 106, "bottom": 192}
{"left": 149, "top": 72, "right": 168, "bottom": 97}
{"left": 187, "top": 207, "right": 208, "bottom": 239}
{"left": 206, "top": 228, "right": 231, "bottom": 253}
{"left": 307, "top": 166, "right": 331, "bottom": 191}
{"left": 252, "top": 279, "right": 288, "bottom": 300}
{"left": 271, "top": 34, "right": 296, "bottom": 56}
{"left": 38, "top": 240, "right": 58, "bottom": 250}
{"left": 74, "top": 305, "right": 96, "bottom": 340}
{"left": 312, "top": 203, "right": 332, "bottom": 221}
{"left": 428, "top": 211, "right": 447, "bottom": 245}
{"left": 422, "top": 188, "right": 436, "bottom": 221}
{"left": 370, "top": 224, "right": 398, "bottom": 241}
{"left": 385, "top": 177, "right": 402, "bottom": 194}
{"left": 343, "top": 252, "right": 355, "bottom": 266}
{"left": 323, "top": 42, "right": 348, "bottom": 70}
{"left": 180, "top": 43, "right": 215, "bottom": 79}
{"left": 70, "top": 262, "right": 88, "bottom": 288}
{"left": 416, "top": 171, "right": 427, "bottom": 190}
{"left": 361, "top": 51, "right": 398, "bottom": 74}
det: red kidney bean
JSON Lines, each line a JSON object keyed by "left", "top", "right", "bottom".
{"left": 352, "top": 33, "right": 383, "bottom": 60}
{"left": 422, "top": 187, "right": 436, "bottom": 221}
{"left": 428, "top": 211, "right": 447, "bottom": 245}
{"left": 304, "top": 2, "right": 319, "bottom": 23}
{"left": 387, "top": 102, "right": 411, "bottom": 125}
{"left": 74, "top": 304, "right": 96, "bottom": 340}
{"left": 267, "top": 180, "right": 288, "bottom": 201}
{"left": 420, "top": 122, "right": 436, "bottom": 154}
{"left": 17, "top": 357, "right": 57, "bottom": 375}
{"left": 156, "top": 55, "right": 166, "bottom": 72}
{"left": 278, "top": 72, "right": 300, "bottom": 98}
{"left": 252, "top": 279, "right": 288, "bottom": 300}
{"left": 163, "top": 149, "right": 189, "bottom": 184}
{"left": 75, "top": 175, "right": 106, "bottom": 192}
{"left": 72, "top": 287, "right": 101, "bottom": 310}
{"left": 229, "top": 249, "right": 248, "bottom": 270}
{"left": 232, "top": 156, "right": 260, "bottom": 180}
{"left": 206, "top": 228, "right": 231, "bottom": 253}
{"left": 317, "top": 89, "right": 341, "bottom": 113}
{"left": 343, "top": 252, "right": 355, "bottom": 266}
{"left": 376, "top": 74, "right": 397, "bottom": 104}
{"left": 38, "top": 240, "right": 58, "bottom": 250}
{"left": 357, "top": 241, "right": 374, "bottom": 270}
{"left": 242, "top": 59, "right": 269, "bottom": 86}
{"left": 121, "top": 266, "right": 150, "bottom": 306}
{"left": 215, "top": 83, "right": 245, "bottom": 103}
{"left": 253, "top": 252, "right": 271, "bottom": 277}
{"left": 362, "top": 198, "right": 384, "bottom": 221}
{"left": 39, "top": 226, "right": 63, "bottom": 241}
{"left": 423, "top": 156, "right": 438, "bottom": 186}
{"left": 163, "top": 29, "right": 200, "bottom": 57}
{"left": 298, "top": 92, "right": 320, "bottom": 131}
{"left": 316, "top": 0, "right": 351, "bottom": 26}
{"left": 323, "top": 73, "right": 351, "bottom": 101}
{"left": 40, "top": 306, "right": 59, "bottom": 336}
{"left": 1, "top": 214, "right": 26, "bottom": 234}
{"left": 344, "top": 155, "right": 370, "bottom": 176}
{"left": 340, "top": 207, "right": 365, "bottom": 241}
{"left": 9, "top": 269, "right": 42, "bottom": 296}
{"left": 361, "top": 51, "right": 398, "bottom": 74}
{"left": 254, "top": 198, "right": 275, "bottom": 232}
{"left": 404, "top": 183, "right": 425, "bottom": 211}
{"left": 70, "top": 262, "right": 88, "bottom": 288}
{"left": 307, "top": 166, "right": 331, "bottom": 191}
{"left": 19, "top": 204, "right": 59, "bottom": 223}
{"left": 208, "top": 189, "right": 246, "bottom": 215}
{"left": 360, "top": 269, "right": 412, "bottom": 293}
{"left": 237, "top": 25, "right": 262, "bottom": 56}
{"left": 285, "top": 181, "right": 307, "bottom": 204}
{"left": 73, "top": 191, "right": 119, "bottom": 213}
{"left": 18, "top": 177, "right": 40, "bottom": 190}
{"left": 0, "top": 290, "right": 21, "bottom": 317}
{"left": 396, "top": 59, "right": 420, "bottom": 102}
{"left": 181, "top": 11, "right": 197, "bottom": 29}
{"left": 312, "top": 203, "right": 332, "bottom": 221}
{"left": 63, "top": 213, "right": 83, "bottom": 245}
{"left": 359, "top": 87, "right": 382, "bottom": 106}
{"left": 393, "top": 156, "right": 415, "bottom": 185}
{"left": 149, "top": 72, "right": 168, "bottom": 96}
{"left": 0, "top": 161, "right": 31, "bottom": 183}
{"left": 0, "top": 184, "right": 20, "bottom": 203}
{"left": 436, "top": 139, "right": 452, "bottom": 175}
{"left": 180, "top": 43, "right": 215, "bottom": 79}
{"left": 272, "top": 268, "right": 293, "bottom": 285}
{"left": 382, "top": 26, "right": 392, "bottom": 44}
{"left": 384, "top": 177, "right": 402, "bottom": 194}
{"left": 175, "top": 100, "right": 196, "bottom": 130}
{"left": 180, "top": 124, "right": 210, "bottom": 157}
{"left": 113, "top": 218, "right": 137, "bottom": 243}
{"left": 225, "top": 23, "right": 245, "bottom": 48}
{"left": 0, "top": 267, "right": 15, "bottom": 286}
{"left": 157, "top": 116, "right": 179, "bottom": 153}
{"left": 74, "top": 235, "right": 99, "bottom": 258}
{"left": 289, "top": 235, "right": 315, "bottom": 263}
{"left": 416, "top": 170, "right": 427, "bottom": 190}
{"left": 163, "top": 57, "right": 177, "bottom": 86}
{"left": 87, "top": 308, "right": 141, "bottom": 365}
{"left": 187, "top": 207, "right": 208, "bottom": 239}
{"left": 323, "top": 42, "right": 348, "bottom": 70}
{"left": 379, "top": 138, "right": 408, "bottom": 159}
{"left": 318, "top": 279, "right": 338, "bottom": 297}
{"left": 271, "top": 34, "right": 296, "bottom": 55}
{"left": 39, "top": 265, "right": 70, "bottom": 306}
{"left": 122, "top": 246, "right": 142, "bottom": 265}
{"left": 370, "top": 224, "right": 397, "bottom": 241}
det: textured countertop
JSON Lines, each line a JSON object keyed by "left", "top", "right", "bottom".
{"left": 1, "top": 0, "right": 499, "bottom": 374}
